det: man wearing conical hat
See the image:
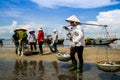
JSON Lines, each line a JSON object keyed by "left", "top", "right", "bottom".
{"left": 65, "top": 15, "right": 85, "bottom": 73}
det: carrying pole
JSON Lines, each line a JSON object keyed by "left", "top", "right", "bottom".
{"left": 80, "top": 23, "right": 107, "bottom": 27}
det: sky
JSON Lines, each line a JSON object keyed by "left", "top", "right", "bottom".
{"left": 0, "top": 0, "right": 120, "bottom": 39}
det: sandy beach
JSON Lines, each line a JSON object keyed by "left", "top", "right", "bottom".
{"left": 0, "top": 46, "right": 120, "bottom": 63}
{"left": 0, "top": 46, "right": 120, "bottom": 80}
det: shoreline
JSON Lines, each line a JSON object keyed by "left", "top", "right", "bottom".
{"left": 0, "top": 46, "right": 120, "bottom": 63}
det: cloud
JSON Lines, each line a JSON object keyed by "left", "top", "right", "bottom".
{"left": 0, "top": 20, "right": 18, "bottom": 38}
{"left": 31, "top": 0, "right": 120, "bottom": 8}
{"left": 0, "top": 20, "right": 17, "bottom": 33}
{"left": 0, "top": 20, "right": 44, "bottom": 38}
{"left": 84, "top": 9, "right": 120, "bottom": 38}
{"left": 97, "top": 9, "right": 120, "bottom": 32}
{"left": 0, "top": 20, "right": 34, "bottom": 38}
{"left": 1, "top": 9, "right": 120, "bottom": 39}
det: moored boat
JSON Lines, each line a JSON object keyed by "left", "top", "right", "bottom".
{"left": 85, "top": 37, "right": 118, "bottom": 45}
{"left": 44, "top": 38, "right": 64, "bottom": 45}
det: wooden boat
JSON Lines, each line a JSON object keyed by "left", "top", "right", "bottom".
{"left": 44, "top": 37, "right": 118, "bottom": 46}
{"left": 44, "top": 35, "right": 64, "bottom": 45}
{"left": 85, "top": 37, "right": 118, "bottom": 45}
{"left": 44, "top": 38, "right": 64, "bottom": 45}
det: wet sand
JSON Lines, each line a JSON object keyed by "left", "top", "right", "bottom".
{"left": 0, "top": 46, "right": 120, "bottom": 63}
{"left": 0, "top": 46, "right": 120, "bottom": 80}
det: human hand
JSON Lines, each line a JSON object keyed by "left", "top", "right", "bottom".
{"left": 63, "top": 26, "right": 69, "bottom": 30}
{"left": 67, "top": 33, "right": 72, "bottom": 41}
{"left": 50, "top": 43, "right": 53, "bottom": 46}
{"left": 71, "top": 42, "right": 75, "bottom": 47}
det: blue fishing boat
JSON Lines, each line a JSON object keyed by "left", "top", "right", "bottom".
{"left": 81, "top": 23, "right": 119, "bottom": 45}
{"left": 85, "top": 38, "right": 118, "bottom": 45}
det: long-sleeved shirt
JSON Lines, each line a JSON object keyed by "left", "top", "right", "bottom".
{"left": 69, "top": 25, "right": 85, "bottom": 46}
{"left": 12, "top": 32, "right": 19, "bottom": 43}
{"left": 37, "top": 31, "right": 44, "bottom": 42}
{"left": 17, "top": 30, "right": 28, "bottom": 44}
{"left": 18, "top": 30, "right": 27, "bottom": 39}
{"left": 28, "top": 33, "right": 36, "bottom": 43}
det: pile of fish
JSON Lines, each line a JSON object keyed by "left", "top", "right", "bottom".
{"left": 102, "top": 61, "right": 117, "bottom": 65}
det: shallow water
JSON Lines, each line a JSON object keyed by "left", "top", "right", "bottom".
{"left": 0, "top": 58, "right": 120, "bottom": 80}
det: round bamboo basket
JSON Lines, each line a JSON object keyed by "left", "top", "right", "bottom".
{"left": 97, "top": 60, "right": 120, "bottom": 72}
{"left": 56, "top": 53, "right": 71, "bottom": 62}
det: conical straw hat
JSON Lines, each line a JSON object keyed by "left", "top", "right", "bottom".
{"left": 19, "top": 27, "right": 27, "bottom": 31}
{"left": 29, "top": 30, "right": 35, "bottom": 33}
{"left": 65, "top": 15, "right": 80, "bottom": 23}
{"left": 38, "top": 27, "right": 43, "bottom": 31}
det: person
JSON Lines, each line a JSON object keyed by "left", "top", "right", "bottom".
{"left": 37, "top": 27, "right": 44, "bottom": 55}
{"left": 64, "top": 15, "right": 85, "bottom": 73}
{"left": 50, "top": 30, "right": 59, "bottom": 52}
{"left": 0, "top": 39, "right": 3, "bottom": 47}
{"left": 17, "top": 27, "right": 28, "bottom": 56}
{"left": 12, "top": 28, "right": 19, "bottom": 54}
{"left": 28, "top": 30, "right": 37, "bottom": 51}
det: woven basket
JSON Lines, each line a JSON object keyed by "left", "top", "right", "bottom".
{"left": 97, "top": 60, "right": 120, "bottom": 72}
{"left": 56, "top": 53, "right": 71, "bottom": 62}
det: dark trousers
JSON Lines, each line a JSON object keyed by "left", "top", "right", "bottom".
{"left": 70, "top": 46, "right": 84, "bottom": 68}
{"left": 15, "top": 42, "right": 19, "bottom": 54}
{"left": 30, "top": 42, "right": 37, "bottom": 51}
{"left": 38, "top": 41, "right": 44, "bottom": 54}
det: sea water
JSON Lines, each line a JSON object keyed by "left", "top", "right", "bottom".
{"left": 1, "top": 39, "right": 69, "bottom": 47}
{"left": 1, "top": 39, "right": 120, "bottom": 49}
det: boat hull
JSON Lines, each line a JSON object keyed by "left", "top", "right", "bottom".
{"left": 85, "top": 38, "right": 117, "bottom": 45}
{"left": 44, "top": 38, "right": 64, "bottom": 45}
